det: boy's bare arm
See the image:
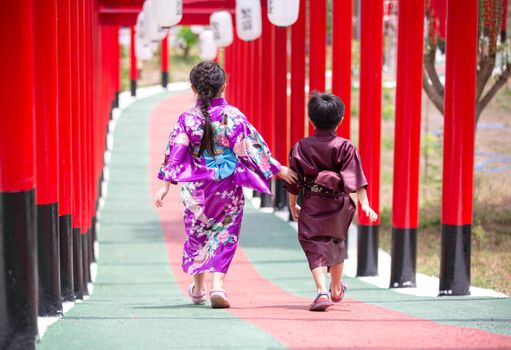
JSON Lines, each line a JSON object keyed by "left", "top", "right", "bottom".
{"left": 355, "top": 187, "right": 378, "bottom": 222}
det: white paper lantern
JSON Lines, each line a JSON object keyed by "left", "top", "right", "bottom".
{"left": 151, "top": 0, "right": 183, "bottom": 28}
{"left": 190, "top": 25, "right": 205, "bottom": 35}
{"left": 267, "top": 0, "right": 300, "bottom": 27}
{"left": 210, "top": 10, "right": 233, "bottom": 48}
{"left": 199, "top": 30, "right": 218, "bottom": 60}
{"left": 143, "top": 1, "right": 165, "bottom": 44}
{"left": 236, "top": 0, "right": 262, "bottom": 41}
{"left": 135, "top": 36, "right": 154, "bottom": 61}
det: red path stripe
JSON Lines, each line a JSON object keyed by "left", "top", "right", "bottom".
{"left": 149, "top": 92, "right": 511, "bottom": 349}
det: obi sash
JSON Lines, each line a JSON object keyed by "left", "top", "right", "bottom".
{"left": 201, "top": 147, "right": 238, "bottom": 180}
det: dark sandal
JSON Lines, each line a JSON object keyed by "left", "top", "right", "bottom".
{"left": 330, "top": 282, "right": 347, "bottom": 303}
{"left": 309, "top": 292, "right": 332, "bottom": 311}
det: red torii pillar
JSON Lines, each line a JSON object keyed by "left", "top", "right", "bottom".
{"left": 34, "top": 0, "right": 62, "bottom": 316}
{"left": 0, "top": 1, "right": 38, "bottom": 347}
{"left": 332, "top": 0, "right": 352, "bottom": 139}
{"left": 390, "top": 0, "right": 425, "bottom": 288}
{"left": 70, "top": 0, "right": 84, "bottom": 299}
{"left": 290, "top": 0, "right": 306, "bottom": 146}
{"left": 57, "top": 0, "right": 75, "bottom": 302}
{"left": 79, "top": 1, "right": 90, "bottom": 296}
{"left": 274, "top": 26, "right": 289, "bottom": 210}
{"left": 130, "top": 26, "right": 138, "bottom": 97}
{"left": 357, "top": 0, "right": 383, "bottom": 277}
{"left": 439, "top": 0, "right": 478, "bottom": 296}
{"left": 308, "top": 0, "right": 327, "bottom": 135}
{"left": 161, "top": 35, "right": 169, "bottom": 88}
{"left": 260, "top": 4, "right": 276, "bottom": 208}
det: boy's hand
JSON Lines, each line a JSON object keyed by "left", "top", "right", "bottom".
{"left": 154, "top": 186, "right": 170, "bottom": 208}
{"left": 277, "top": 166, "right": 299, "bottom": 184}
{"left": 361, "top": 204, "right": 378, "bottom": 222}
{"left": 290, "top": 204, "right": 301, "bottom": 222}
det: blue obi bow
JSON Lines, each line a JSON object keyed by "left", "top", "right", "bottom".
{"left": 203, "top": 148, "right": 238, "bottom": 180}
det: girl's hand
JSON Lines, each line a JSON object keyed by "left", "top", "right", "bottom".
{"left": 361, "top": 204, "right": 378, "bottom": 222}
{"left": 277, "top": 166, "right": 299, "bottom": 184}
{"left": 290, "top": 204, "right": 301, "bottom": 222}
{"left": 154, "top": 186, "right": 170, "bottom": 208}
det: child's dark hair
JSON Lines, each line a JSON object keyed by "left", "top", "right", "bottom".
{"left": 189, "top": 61, "right": 226, "bottom": 157}
{"left": 308, "top": 92, "right": 345, "bottom": 130}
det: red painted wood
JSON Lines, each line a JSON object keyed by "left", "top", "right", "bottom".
{"left": 332, "top": 0, "right": 352, "bottom": 139}
{"left": 290, "top": 0, "right": 306, "bottom": 146}
{"left": 261, "top": 5, "right": 275, "bottom": 153}
{"left": 79, "top": 1, "right": 88, "bottom": 233}
{"left": 34, "top": 0, "right": 59, "bottom": 205}
{"left": 392, "top": 0, "right": 425, "bottom": 229}
{"left": 57, "top": 0, "right": 73, "bottom": 216}
{"left": 161, "top": 35, "right": 169, "bottom": 74}
{"left": 309, "top": 0, "right": 326, "bottom": 135}
{"left": 130, "top": 26, "right": 137, "bottom": 81}
{"left": 442, "top": 0, "right": 478, "bottom": 225}
{"left": 253, "top": 37, "right": 263, "bottom": 133}
{"left": 274, "top": 27, "right": 288, "bottom": 163}
{"left": 357, "top": 0, "right": 383, "bottom": 225}
{"left": 0, "top": 0, "right": 35, "bottom": 192}
{"left": 70, "top": 0, "right": 82, "bottom": 229}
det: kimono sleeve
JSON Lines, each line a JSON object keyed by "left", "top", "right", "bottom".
{"left": 229, "top": 112, "right": 281, "bottom": 180}
{"left": 157, "top": 114, "right": 191, "bottom": 183}
{"left": 339, "top": 144, "right": 368, "bottom": 193}
{"left": 284, "top": 144, "right": 303, "bottom": 195}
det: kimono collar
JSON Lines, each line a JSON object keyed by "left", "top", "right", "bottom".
{"left": 196, "top": 97, "right": 228, "bottom": 107}
{"left": 313, "top": 128, "right": 337, "bottom": 138}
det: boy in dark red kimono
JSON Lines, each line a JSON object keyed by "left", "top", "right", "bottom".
{"left": 285, "top": 92, "right": 378, "bottom": 311}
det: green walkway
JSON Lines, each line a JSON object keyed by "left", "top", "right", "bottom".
{"left": 38, "top": 92, "right": 511, "bottom": 349}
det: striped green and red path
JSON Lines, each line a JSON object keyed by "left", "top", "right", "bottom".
{"left": 38, "top": 91, "right": 511, "bottom": 349}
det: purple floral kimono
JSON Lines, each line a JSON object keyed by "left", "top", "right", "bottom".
{"left": 158, "top": 98, "right": 281, "bottom": 275}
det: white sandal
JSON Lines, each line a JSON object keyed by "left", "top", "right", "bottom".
{"left": 210, "top": 288, "right": 230, "bottom": 309}
{"left": 188, "top": 283, "right": 208, "bottom": 305}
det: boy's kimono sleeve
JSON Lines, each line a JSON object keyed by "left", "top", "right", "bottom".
{"left": 157, "top": 113, "right": 194, "bottom": 183}
{"left": 228, "top": 110, "right": 281, "bottom": 194}
{"left": 339, "top": 144, "right": 368, "bottom": 193}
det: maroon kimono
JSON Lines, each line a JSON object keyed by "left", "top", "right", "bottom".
{"left": 285, "top": 129, "right": 368, "bottom": 270}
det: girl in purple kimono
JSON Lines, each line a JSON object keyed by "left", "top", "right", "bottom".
{"left": 153, "top": 61, "right": 297, "bottom": 309}
{"left": 285, "top": 93, "right": 378, "bottom": 311}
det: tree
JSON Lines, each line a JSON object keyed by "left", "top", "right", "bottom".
{"left": 423, "top": 0, "right": 510, "bottom": 123}
{"left": 176, "top": 26, "right": 198, "bottom": 58}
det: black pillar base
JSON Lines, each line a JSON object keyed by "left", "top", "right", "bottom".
{"left": 59, "top": 215, "right": 74, "bottom": 302}
{"left": 357, "top": 225, "right": 379, "bottom": 276}
{"left": 130, "top": 79, "right": 137, "bottom": 97}
{"left": 113, "top": 91, "right": 120, "bottom": 109}
{"left": 439, "top": 224, "right": 471, "bottom": 296}
{"left": 82, "top": 232, "right": 90, "bottom": 295}
{"left": 90, "top": 216, "right": 97, "bottom": 263}
{"left": 260, "top": 193, "right": 273, "bottom": 208}
{"left": 273, "top": 178, "right": 288, "bottom": 210}
{"left": 37, "top": 203, "right": 62, "bottom": 316}
{"left": 161, "top": 71, "right": 168, "bottom": 88}
{"left": 390, "top": 227, "right": 417, "bottom": 288}
{"left": 0, "top": 190, "right": 38, "bottom": 350}
{"left": 72, "top": 228, "right": 83, "bottom": 299}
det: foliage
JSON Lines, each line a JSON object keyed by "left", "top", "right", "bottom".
{"left": 176, "top": 26, "right": 198, "bottom": 58}
{"left": 423, "top": 0, "right": 510, "bottom": 123}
